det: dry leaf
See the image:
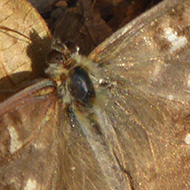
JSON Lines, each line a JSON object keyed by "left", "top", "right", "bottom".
{"left": 53, "top": 0, "right": 162, "bottom": 55}
{"left": 54, "top": 0, "right": 113, "bottom": 55}
{"left": 0, "top": 0, "right": 51, "bottom": 89}
{"left": 26, "top": 0, "right": 55, "bottom": 13}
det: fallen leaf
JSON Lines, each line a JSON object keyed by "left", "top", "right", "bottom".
{"left": 0, "top": 0, "right": 51, "bottom": 89}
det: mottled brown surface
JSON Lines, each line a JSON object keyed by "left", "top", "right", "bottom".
{"left": 53, "top": 0, "right": 160, "bottom": 55}
{"left": 0, "top": 0, "right": 189, "bottom": 189}
{"left": 0, "top": 0, "right": 51, "bottom": 89}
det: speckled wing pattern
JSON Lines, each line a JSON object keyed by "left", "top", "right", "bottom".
{"left": 89, "top": 0, "right": 190, "bottom": 189}
{"left": 0, "top": 79, "right": 59, "bottom": 189}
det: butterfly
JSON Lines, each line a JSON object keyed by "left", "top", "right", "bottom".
{"left": 0, "top": 0, "right": 190, "bottom": 189}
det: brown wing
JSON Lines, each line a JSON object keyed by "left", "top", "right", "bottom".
{"left": 0, "top": 79, "right": 59, "bottom": 190}
{"left": 55, "top": 103, "right": 133, "bottom": 190}
{"left": 87, "top": 0, "right": 190, "bottom": 189}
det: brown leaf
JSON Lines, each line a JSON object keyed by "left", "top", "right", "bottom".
{"left": 0, "top": 0, "right": 51, "bottom": 89}
{"left": 53, "top": 0, "right": 162, "bottom": 55}
{"left": 26, "top": 0, "right": 55, "bottom": 13}
{"left": 54, "top": 0, "right": 113, "bottom": 55}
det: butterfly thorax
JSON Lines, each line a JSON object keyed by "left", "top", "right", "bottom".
{"left": 45, "top": 38, "right": 96, "bottom": 106}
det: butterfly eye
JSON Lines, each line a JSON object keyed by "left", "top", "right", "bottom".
{"left": 67, "top": 67, "right": 95, "bottom": 104}
{"left": 46, "top": 50, "right": 65, "bottom": 64}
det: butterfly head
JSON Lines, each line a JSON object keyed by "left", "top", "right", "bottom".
{"left": 45, "top": 38, "right": 96, "bottom": 106}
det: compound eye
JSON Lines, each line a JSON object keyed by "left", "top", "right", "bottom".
{"left": 46, "top": 50, "right": 64, "bottom": 64}
{"left": 67, "top": 67, "right": 95, "bottom": 104}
